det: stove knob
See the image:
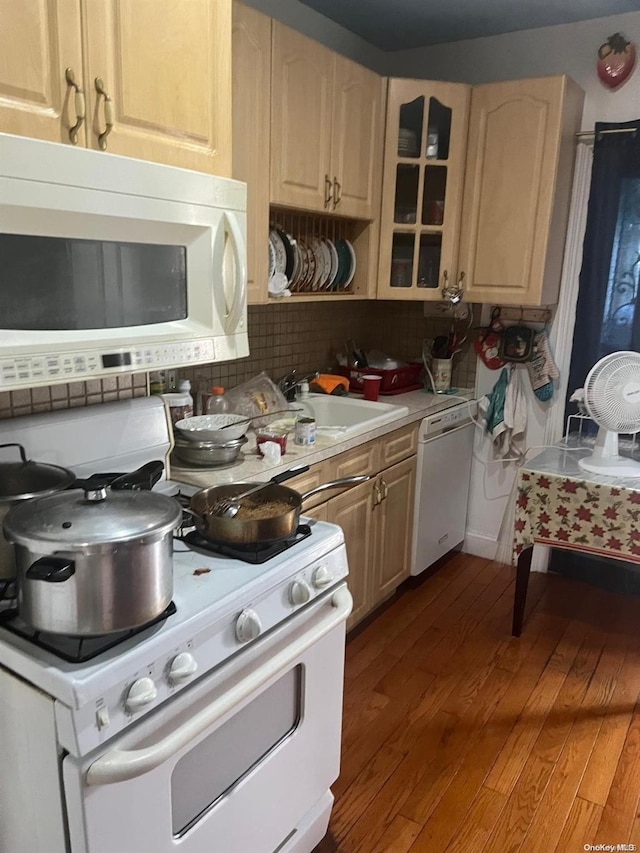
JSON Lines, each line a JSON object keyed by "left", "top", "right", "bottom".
{"left": 124, "top": 677, "right": 157, "bottom": 713}
{"left": 168, "top": 652, "right": 198, "bottom": 685}
{"left": 312, "top": 565, "right": 335, "bottom": 589}
{"left": 236, "top": 609, "right": 262, "bottom": 643}
{"left": 289, "top": 579, "right": 312, "bottom": 606}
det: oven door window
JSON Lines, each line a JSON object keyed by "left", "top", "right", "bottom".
{"left": 0, "top": 234, "right": 187, "bottom": 329}
{"left": 171, "top": 665, "right": 302, "bottom": 837}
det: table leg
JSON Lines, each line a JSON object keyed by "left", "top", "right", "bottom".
{"left": 512, "top": 545, "right": 534, "bottom": 637}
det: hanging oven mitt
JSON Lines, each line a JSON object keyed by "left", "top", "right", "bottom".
{"left": 526, "top": 329, "right": 559, "bottom": 401}
{"left": 474, "top": 314, "right": 505, "bottom": 370}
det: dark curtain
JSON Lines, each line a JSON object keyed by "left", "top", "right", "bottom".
{"left": 565, "top": 118, "right": 640, "bottom": 410}
{"left": 553, "top": 119, "right": 640, "bottom": 592}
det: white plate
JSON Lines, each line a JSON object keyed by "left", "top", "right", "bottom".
{"left": 318, "top": 238, "right": 333, "bottom": 289}
{"left": 325, "top": 239, "right": 340, "bottom": 291}
{"left": 269, "top": 228, "right": 287, "bottom": 275}
{"left": 310, "top": 238, "right": 325, "bottom": 291}
{"left": 268, "top": 237, "right": 276, "bottom": 278}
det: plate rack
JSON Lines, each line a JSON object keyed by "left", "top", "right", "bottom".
{"left": 269, "top": 206, "right": 377, "bottom": 301}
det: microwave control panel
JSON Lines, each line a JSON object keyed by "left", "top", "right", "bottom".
{"left": 0, "top": 340, "right": 215, "bottom": 389}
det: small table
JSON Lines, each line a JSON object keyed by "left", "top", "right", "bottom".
{"left": 512, "top": 441, "right": 640, "bottom": 636}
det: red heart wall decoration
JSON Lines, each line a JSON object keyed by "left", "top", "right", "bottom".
{"left": 597, "top": 32, "right": 636, "bottom": 89}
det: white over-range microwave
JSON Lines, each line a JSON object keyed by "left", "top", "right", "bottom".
{"left": 0, "top": 133, "right": 248, "bottom": 392}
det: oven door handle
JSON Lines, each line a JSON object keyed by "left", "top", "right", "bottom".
{"left": 86, "top": 587, "right": 352, "bottom": 786}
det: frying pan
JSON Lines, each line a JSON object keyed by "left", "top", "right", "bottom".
{"left": 188, "top": 475, "right": 370, "bottom": 546}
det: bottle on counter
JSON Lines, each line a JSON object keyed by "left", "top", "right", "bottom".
{"left": 162, "top": 380, "right": 193, "bottom": 426}
{"left": 294, "top": 381, "right": 316, "bottom": 446}
{"left": 206, "top": 386, "right": 229, "bottom": 415}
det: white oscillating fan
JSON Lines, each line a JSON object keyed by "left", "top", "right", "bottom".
{"left": 578, "top": 351, "right": 640, "bottom": 476}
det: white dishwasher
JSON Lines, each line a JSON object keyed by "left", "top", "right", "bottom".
{"left": 411, "top": 400, "right": 476, "bottom": 575}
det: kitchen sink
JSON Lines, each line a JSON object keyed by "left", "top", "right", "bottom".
{"left": 270, "top": 394, "right": 409, "bottom": 438}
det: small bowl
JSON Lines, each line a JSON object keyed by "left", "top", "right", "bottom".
{"left": 174, "top": 414, "right": 249, "bottom": 443}
{"left": 173, "top": 435, "right": 247, "bottom": 467}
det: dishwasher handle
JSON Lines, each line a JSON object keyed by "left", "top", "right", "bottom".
{"left": 86, "top": 587, "right": 353, "bottom": 786}
{"left": 421, "top": 419, "right": 474, "bottom": 443}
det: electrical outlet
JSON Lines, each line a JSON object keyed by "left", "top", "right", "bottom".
{"left": 167, "top": 370, "right": 176, "bottom": 390}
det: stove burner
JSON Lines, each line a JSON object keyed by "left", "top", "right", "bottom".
{"left": 178, "top": 524, "right": 313, "bottom": 564}
{"left": 0, "top": 601, "right": 177, "bottom": 663}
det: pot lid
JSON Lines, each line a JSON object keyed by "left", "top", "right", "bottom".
{"left": 0, "top": 444, "right": 76, "bottom": 502}
{"left": 3, "top": 488, "right": 182, "bottom": 549}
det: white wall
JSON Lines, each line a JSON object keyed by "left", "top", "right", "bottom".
{"left": 389, "top": 11, "right": 640, "bottom": 130}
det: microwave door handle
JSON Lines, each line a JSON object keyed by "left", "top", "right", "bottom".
{"left": 223, "top": 212, "right": 247, "bottom": 334}
{"left": 85, "top": 587, "right": 352, "bottom": 786}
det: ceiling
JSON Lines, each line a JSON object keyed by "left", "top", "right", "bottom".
{"left": 296, "top": 0, "right": 640, "bottom": 51}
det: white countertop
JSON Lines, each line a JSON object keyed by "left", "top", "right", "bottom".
{"left": 169, "top": 388, "right": 475, "bottom": 489}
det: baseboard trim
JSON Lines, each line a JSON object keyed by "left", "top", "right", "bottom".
{"left": 463, "top": 532, "right": 549, "bottom": 573}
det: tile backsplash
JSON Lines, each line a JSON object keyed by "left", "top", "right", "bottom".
{"left": 0, "top": 301, "right": 477, "bottom": 420}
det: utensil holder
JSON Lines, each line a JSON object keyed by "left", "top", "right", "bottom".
{"left": 432, "top": 358, "right": 452, "bottom": 392}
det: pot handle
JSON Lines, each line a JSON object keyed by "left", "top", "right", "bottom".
{"left": 270, "top": 464, "right": 309, "bottom": 484}
{"left": 300, "top": 475, "right": 370, "bottom": 503}
{"left": 26, "top": 556, "right": 75, "bottom": 583}
{"left": 0, "top": 443, "right": 28, "bottom": 462}
{"left": 109, "top": 461, "right": 165, "bottom": 491}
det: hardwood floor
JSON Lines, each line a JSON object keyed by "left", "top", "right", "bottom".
{"left": 321, "top": 552, "right": 640, "bottom": 852}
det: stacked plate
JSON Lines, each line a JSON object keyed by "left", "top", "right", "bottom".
{"left": 268, "top": 227, "right": 356, "bottom": 294}
{"left": 398, "top": 127, "right": 418, "bottom": 157}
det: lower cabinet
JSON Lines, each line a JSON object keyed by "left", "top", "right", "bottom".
{"left": 326, "top": 478, "right": 377, "bottom": 630}
{"left": 300, "top": 423, "right": 418, "bottom": 631}
{"left": 375, "top": 456, "right": 416, "bottom": 601}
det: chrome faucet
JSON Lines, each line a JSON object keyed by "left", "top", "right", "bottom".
{"left": 278, "top": 370, "right": 319, "bottom": 402}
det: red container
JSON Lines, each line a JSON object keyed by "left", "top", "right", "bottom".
{"left": 338, "top": 362, "right": 422, "bottom": 395}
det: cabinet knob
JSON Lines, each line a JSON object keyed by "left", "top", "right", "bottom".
{"left": 65, "top": 68, "right": 85, "bottom": 145}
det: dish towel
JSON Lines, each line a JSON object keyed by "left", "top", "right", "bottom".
{"left": 480, "top": 367, "right": 527, "bottom": 459}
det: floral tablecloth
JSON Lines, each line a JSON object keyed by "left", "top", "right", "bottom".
{"left": 514, "top": 467, "right": 640, "bottom": 564}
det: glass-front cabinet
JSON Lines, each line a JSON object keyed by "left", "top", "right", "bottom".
{"left": 377, "top": 80, "right": 470, "bottom": 300}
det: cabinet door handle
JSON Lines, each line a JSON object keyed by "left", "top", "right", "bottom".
{"left": 372, "top": 481, "right": 382, "bottom": 507}
{"left": 324, "top": 174, "right": 333, "bottom": 209}
{"left": 65, "top": 68, "right": 85, "bottom": 145}
{"left": 332, "top": 177, "right": 342, "bottom": 208}
{"left": 95, "top": 77, "right": 114, "bottom": 150}
{"left": 380, "top": 477, "right": 388, "bottom": 501}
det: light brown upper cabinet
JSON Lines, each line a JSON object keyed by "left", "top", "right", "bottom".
{"left": 232, "top": 2, "right": 271, "bottom": 304}
{"left": 377, "top": 79, "right": 471, "bottom": 301}
{"left": 271, "top": 22, "right": 383, "bottom": 219}
{"left": 0, "top": 0, "right": 85, "bottom": 145}
{"left": 458, "top": 75, "right": 584, "bottom": 305}
{"left": 0, "top": 0, "right": 232, "bottom": 175}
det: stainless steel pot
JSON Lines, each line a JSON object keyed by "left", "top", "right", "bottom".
{"left": 0, "top": 443, "right": 76, "bottom": 580}
{"left": 189, "top": 475, "right": 370, "bottom": 545}
{"left": 4, "top": 485, "right": 182, "bottom": 636}
{"left": 173, "top": 435, "right": 247, "bottom": 468}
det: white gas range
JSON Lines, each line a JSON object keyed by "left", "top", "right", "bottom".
{"left": 0, "top": 397, "right": 352, "bottom": 853}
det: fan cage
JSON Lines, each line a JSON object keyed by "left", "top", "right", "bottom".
{"left": 583, "top": 351, "right": 640, "bottom": 434}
